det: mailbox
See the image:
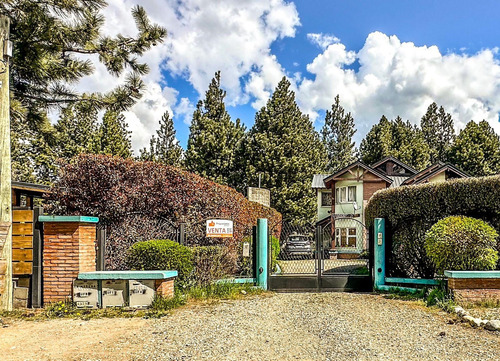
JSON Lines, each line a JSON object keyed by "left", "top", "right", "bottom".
{"left": 128, "top": 280, "right": 155, "bottom": 308}
{"left": 102, "top": 280, "right": 127, "bottom": 307}
{"left": 73, "top": 280, "right": 99, "bottom": 308}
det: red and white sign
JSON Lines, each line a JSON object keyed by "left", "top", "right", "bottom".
{"left": 206, "top": 219, "right": 233, "bottom": 238}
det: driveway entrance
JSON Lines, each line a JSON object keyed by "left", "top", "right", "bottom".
{"left": 268, "top": 217, "right": 372, "bottom": 291}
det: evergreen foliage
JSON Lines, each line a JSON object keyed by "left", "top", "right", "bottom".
{"left": 55, "top": 101, "right": 100, "bottom": 160}
{"left": 98, "top": 111, "right": 132, "bottom": 158}
{"left": 360, "top": 115, "right": 430, "bottom": 170}
{"left": 140, "top": 111, "right": 183, "bottom": 166}
{"left": 321, "top": 95, "right": 357, "bottom": 172}
{"left": 245, "top": 77, "right": 327, "bottom": 222}
{"left": 2, "top": 1, "right": 166, "bottom": 182}
{"left": 425, "top": 216, "right": 498, "bottom": 274}
{"left": 447, "top": 120, "right": 500, "bottom": 176}
{"left": 185, "top": 71, "right": 246, "bottom": 185}
{"left": 11, "top": 109, "right": 58, "bottom": 184}
{"left": 420, "top": 102, "right": 455, "bottom": 163}
{"left": 126, "top": 240, "right": 194, "bottom": 286}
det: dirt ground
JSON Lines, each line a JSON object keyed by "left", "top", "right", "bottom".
{"left": 1, "top": 292, "right": 499, "bottom": 361}
{"left": 0, "top": 317, "right": 148, "bottom": 360}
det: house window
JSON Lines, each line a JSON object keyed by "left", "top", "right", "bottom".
{"left": 335, "top": 186, "right": 357, "bottom": 204}
{"left": 321, "top": 192, "right": 332, "bottom": 207}
{"left": 335, "top": 227, "right": 357, "bottom": 247}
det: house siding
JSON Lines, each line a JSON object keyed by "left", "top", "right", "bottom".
{"left": 316, "top": 189, "right": 332, "bottom": 221}
{"left": 362, "top": 172, "right": 388, "bottom": 200}
{"left": 429, "top": 172, "right": 446, "bottom": 183}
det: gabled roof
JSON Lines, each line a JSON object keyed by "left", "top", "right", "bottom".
{"left": 311, "top": 174, "right": 329, "bottom": 189}
{"left": 323, "top": 160, "right": 393, "bottom": 189}
{"left": 402, "top": 162, "right": 469, "bottom": 186}
{"left": 371, "top": 156, "right": 418, "bottom": 175}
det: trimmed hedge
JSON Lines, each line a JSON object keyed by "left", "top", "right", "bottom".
{"left": 425, "top": 216, "right": 498, "bottom": 273}
{"left": 126, "top": 240, "right": 193, "bottom": 286}
{"left": 366, "top": 175, "right": 500, "bottom": 277}
{"left": 47, "top": 154, "right": 282, "bottom": 269}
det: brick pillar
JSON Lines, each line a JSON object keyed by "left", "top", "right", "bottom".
{"left": 42, "top": 219, "right": 97, "bottom": 305}
{"left": 154, "top": 278, "right": 175, "bottom": 299}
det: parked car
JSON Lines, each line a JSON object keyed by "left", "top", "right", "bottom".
{"left": 282, "top": 233, "right": 314, "bottom": 258}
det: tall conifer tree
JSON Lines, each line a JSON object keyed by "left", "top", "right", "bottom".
{"left": 420, "top": 102, "right": 455, "bottom": 163}
{"left": 55, "top": 101, "right": 100, "bottom": 160}
{"left": 185, "top": 71, "right": 246, "bottom": 185}
{"left": 98, "top": 111, "right": 132, "bottom": 158}
{"left": 360, "top": 116, "right": 430, "bottom": 170}
{"left": 245, "top": 77, "right": 326, "bottom": 222}
{"left": 448, "top": 120, "right": 500, "bottom": 176}
{"left": 140, "top": 111, "right": 183, "bottom": 166}
{"left": 1, "top": 1, "right": 166, "bottom": 182}
{"left": 321, "top": 95, "right": 357, "bottom": 172}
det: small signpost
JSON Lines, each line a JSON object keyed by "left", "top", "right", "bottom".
{"left": 206, "top": 219, "right": 233, "bottom": 238}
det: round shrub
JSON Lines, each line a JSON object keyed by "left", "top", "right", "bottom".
{"left": 126, "top": 240, "right": 194, "bottom": 285}
{"left": 425, "top": 216, "right": 499, "bottom": 273}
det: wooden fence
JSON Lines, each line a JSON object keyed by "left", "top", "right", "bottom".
{"left": 13, "top": 209, "right": 33, "bottom": 275}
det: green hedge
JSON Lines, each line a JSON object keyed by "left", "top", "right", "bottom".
{"left": 425, "top": 216, "right": 498, "bottom": 273}
{"left": 366, "top": 175, "right": 500, "bottom": 277}
{"left": 126, "top": 240, "right": 193, "bottom": 286}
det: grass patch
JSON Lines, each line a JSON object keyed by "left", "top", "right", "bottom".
{"left": 379, "top": 287, "right": 427, "bottom": 301}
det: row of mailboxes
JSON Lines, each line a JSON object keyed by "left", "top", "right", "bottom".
{"left": 73, "top": 279, "right": 156, "bottom": 308}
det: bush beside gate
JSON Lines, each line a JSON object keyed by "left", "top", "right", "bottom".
{"left": 366, "top": 175, "right": 500, "bottom": 278}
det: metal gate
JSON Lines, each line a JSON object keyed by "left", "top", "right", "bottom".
{"left": 268, "top": 217, "right": 372, "bottom": 291}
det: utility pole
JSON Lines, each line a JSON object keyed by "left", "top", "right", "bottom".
{"left": 0, "top": 15, "right": 12, "bottom": 311}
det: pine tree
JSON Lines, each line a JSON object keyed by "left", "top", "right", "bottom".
{"left": 1, "top": 1, "right": 166, "bottom": 182}
{"left": 98, "top": 111, "right": 132, "bottom": 158}
{"left": 185, "top": 71, "right": 246, "bottom": 185}
{"left": 360, "top": 116, "right": 430, "bottom": 170}
{"left": 421, "top": 102, "right": 455, "bottom": 163}
{"left": 55, "top": 100, "right": 100, "bottom": 161}
{"left": 321, "top": 95, "right": 357, "bottom": 172}
{"left": 448, "top": 120, "right": 500, "bottom": 176}
{"left": 140, "top": 111, "right": 183, "bottom": 166}
{"left": 11, "top": 108, "right": 58, "bottom": 184}
{"left": 245, "top": 77, "right": 327, "bottom": 222}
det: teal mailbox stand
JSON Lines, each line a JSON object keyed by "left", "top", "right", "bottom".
{"left": 256, "top": 218, "right": 268, "bottom": 290}
{"left": 374, "top": 218, "right": 385, "bottom": 289}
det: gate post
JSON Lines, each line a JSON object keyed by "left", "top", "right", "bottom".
{"left": 374, "top": 218, "right": 386, "bottom": 289}
{"left": 256, "top": 218, "right": 268, "bottom": 289}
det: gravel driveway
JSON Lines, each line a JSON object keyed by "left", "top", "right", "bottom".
{"left": 137, "top": 292, "right": 500, "bottom": 361}
{"left": 2, "top": 292, "right": 499, "bottom": 360}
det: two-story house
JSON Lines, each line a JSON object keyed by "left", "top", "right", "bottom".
{"left": 312, "top": 156, "right": 469, "bottom": 258}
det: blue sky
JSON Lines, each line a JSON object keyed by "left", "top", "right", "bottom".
{"left": 82, "top": 0, "right": 500, "bottom": 151}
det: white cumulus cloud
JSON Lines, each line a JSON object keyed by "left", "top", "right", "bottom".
{"left": 73, "top": 0, "right": 300, "bottom": 150}
{"left": 307, "top": 33, "right": 340, "bottom": 50}
{"left": 297, "top": 31, "right": 500, "bottom": 138}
